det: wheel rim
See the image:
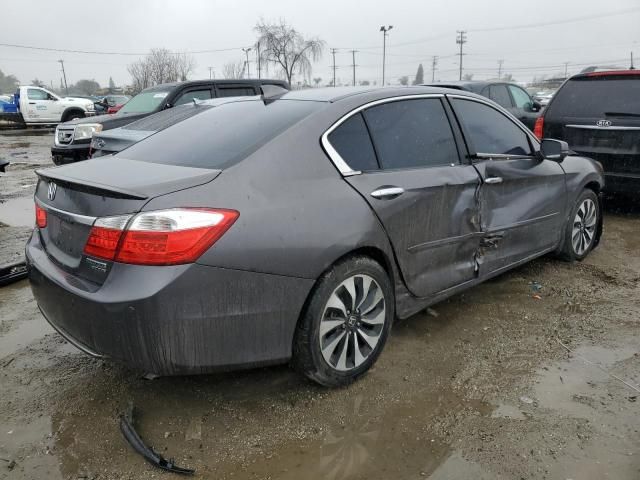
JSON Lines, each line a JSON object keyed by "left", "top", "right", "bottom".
{"left": 572, "top": 198, "right": 597, "bottom": 256}
{"left": 318, "top": 274, "right": 386, "bottom": 372}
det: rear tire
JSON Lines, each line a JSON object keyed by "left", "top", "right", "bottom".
{"left": 292, "top": 256, "right": 394, "bottom": 387}
{"left": 559, "top": 189, "right": 600, "bottom": 261}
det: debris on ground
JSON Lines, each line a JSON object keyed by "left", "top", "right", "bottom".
{"left": 120, "top": 404, "right": 195, "bottom": 475}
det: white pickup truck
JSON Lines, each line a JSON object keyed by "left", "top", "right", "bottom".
{"left": 0, "top": 86, "right": 96, "bottom": 125}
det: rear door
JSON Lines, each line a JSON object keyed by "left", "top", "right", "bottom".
{"left": 449, "top": 95, "right": 566, "bottom": 275}
{"left": 326, "top": 95, "right": 482, "bottom": 298}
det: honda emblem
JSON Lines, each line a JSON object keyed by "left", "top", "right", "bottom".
{"left": 47, "top": 182, "right": 57, "bottom": 201}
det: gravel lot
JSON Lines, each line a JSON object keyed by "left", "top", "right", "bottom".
{"left": 0, "top": 129, "right": 638, "bottom": 479}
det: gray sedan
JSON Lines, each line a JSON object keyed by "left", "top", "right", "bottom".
{"left": 27, "top": 86, "right": 603, "bottom": 387}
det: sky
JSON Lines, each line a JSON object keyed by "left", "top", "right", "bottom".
{"left": 1, "top": 0, "right": 638, "bottom": 90}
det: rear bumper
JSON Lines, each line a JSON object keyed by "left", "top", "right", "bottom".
{"left": 26, "top": 232, "right": 314, "bottom": 375}
{"left": 51, "top": 144, "right": 91, "bottom": 165}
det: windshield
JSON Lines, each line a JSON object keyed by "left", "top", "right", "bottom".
{"left": 121, "top": 99, "right": 321, "bottom": 168}
{"left": 546, "top": 77, "right": 640, "bottom": 117}
{"left": 117, "top": 90, "right": 169, "bottom": 114}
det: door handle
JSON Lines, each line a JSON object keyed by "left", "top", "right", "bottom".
{"left": 29, "top": 102, "right": 36, "bottom": 104}
{"left": 370, "top": 187, "right": 405, "bottom": 199}
{"left": 485, "top": 176, "right": 503, "bottom": 185}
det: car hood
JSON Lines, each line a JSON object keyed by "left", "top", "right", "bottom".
{"left": 61, "top": 112, "right": 151, "bottom": 130}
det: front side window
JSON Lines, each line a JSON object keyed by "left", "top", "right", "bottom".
{"left": 175, "top": 89, "right": 212, "bottom": 106}
{"left": 488, "top": 85, "right": 512, "bottom": 108}
{"left": 363, "top": 98, "right": 459, "bottom": 170}
{"left": 452, "top": 99, "right": 532, "bottom": 156}
{"left": 217, "top": 87, "right": 257, "bottom": 98}
{"left": 508, "top": 85, "right": 533, "bottom": 110}
{"left": 27, "top": 88, "right": 49, "bottom": 100}
{"left": 327, "top": 113, "right": 378, "bottom": 171}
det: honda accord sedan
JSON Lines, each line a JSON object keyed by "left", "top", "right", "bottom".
{"left": 27, "top": 86, "right": 604, "bottom": 387}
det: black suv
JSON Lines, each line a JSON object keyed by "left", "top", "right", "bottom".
{"left": 537, "top": 70, "right": 640, "bottom": 195}
{"left": 51, "top": 79, "right": 289, "bottom": 165}
{"left": 424, "top": 81, "right": 542, "bottom": 130}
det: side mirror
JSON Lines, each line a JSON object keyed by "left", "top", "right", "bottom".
{"left": 531, "top": 100, "right": 542, "bottom": 112}
{"left": 540, "top": 138, "right": 569, "bottom": 162}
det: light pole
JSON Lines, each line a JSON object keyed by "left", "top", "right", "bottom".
{"left": 58, "top": 59, "right": 68, "bottom": 95}
{"left": 242, "top": 47, "right": 252, "bottom": 79}
{"left": 380, "top": 25, "right": 393, "bottom": 86}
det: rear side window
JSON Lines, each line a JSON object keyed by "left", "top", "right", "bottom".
{"left": 546, "top": 76, "right": 640, "bottom": 117}
{"left": 488, "top": 85, "right": 512, "bottom": 108}
{"left": 120, "top": 99, "right": 321, "bottom": 169}
{"left": 452, "top": 99, "right": 532, "bottom": 156}
{"left": 327, "top": 113, "right": 378, "bottom": 171}
{"left": 363, "top": 98, "right": 459, "bottom": 170}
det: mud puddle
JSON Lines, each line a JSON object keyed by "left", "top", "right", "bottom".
{"left": 0, "top": 197, "right": 35, "bottom": 227}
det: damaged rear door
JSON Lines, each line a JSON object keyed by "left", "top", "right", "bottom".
{"left": 338, "top": 95, "right": 482, "bottom": 298}
{"left": 449, "top": 96, "right": 567, "bottom": 274}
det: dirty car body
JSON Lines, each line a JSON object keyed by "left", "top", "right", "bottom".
{"left": 27, "top": 87, "right": 604, "bottom": 382}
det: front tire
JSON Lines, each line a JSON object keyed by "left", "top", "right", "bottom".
{"left": 292, "top": 256, "right": 394, "bottom": 387}
{"left": 62, "top": 110, "right": 84, "bottom": 122}
{"left": 559, "top": 189, "right": 600, "bottom": 261}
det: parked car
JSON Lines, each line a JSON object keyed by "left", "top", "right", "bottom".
{"left": 28, "top": 86, "right": 603, "bottom": 387}
{"left": 532, "top": 90, "right": 554, "bottom": 107}
{"left": 94, "top": 95, "right": 131, "bottom": 115}
{"left": 90, "top": 86, "right": 288, "bottom": 157}
{"left": 535, "top": 70, "right": 640, "bottom": 195}
{"left": 424, "top": 81, "right": 542, "bottom": 130}
{"left": 51, "top": 79, "right": 289, "bottom": 165}
{"left": 0, "top": 86, "right": 95, "bottom": 125}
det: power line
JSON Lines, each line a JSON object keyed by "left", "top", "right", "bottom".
{"left": 0, "top": 43, "right": 250, "bottom": 56}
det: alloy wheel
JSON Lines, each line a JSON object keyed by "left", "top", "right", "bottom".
{"left": 318, "top": 274, "right": 386, "bottom": 372}
{"left": 572, "top": 198, "right": 597, "bottom": 256}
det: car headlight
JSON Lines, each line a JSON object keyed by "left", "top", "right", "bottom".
{"left": 73, "top": 124, "right": 103, "bottom": 141}
{"left": 86, "top": 102, "right": 95, "bottom": 111}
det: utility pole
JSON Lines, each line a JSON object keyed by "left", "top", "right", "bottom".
{"left": 431, "top": 55, "right": 438, "bottom": 82}
{"left": 350, "top": 50, "right": 358, "bottom": 86}
{"left": 456, "top": 31, "right": 467, "bottom": 81}
{"left": 563, "top": 62, "right": 569, "bottom": 78}
{"left": 58, "top": 59, "right": 68, "bottom": 95}
{"left": 256, "top": 42, "right": 261, "bottom": 78}
{"left": 208, "top": 67, "right": 214, "bottom": 79}
{"left": 380, "top": 25, "right": 393, "bottom": 86}
{"left": 330, "top": 48, "right": 338, "bottom": 87}
{"left": 242, "top": 47, "right": 252, "bottom": 79}
{"left": 497, "top": 59, "right": 504, "bottom": 80}
{"left": 631, "top": 51, "right": 635, "bottom": 70}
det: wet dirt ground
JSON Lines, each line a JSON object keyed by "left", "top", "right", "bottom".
{"left": 0, "top": 131, "right": 638, "bottom": 479}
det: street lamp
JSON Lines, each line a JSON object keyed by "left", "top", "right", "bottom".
{"left": 242, "top": 47, "right": 252, "bottom": 78}
{"left": 380, "top": 25, "right": 393, "bottom": 86}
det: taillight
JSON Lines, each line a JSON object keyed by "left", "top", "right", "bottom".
{"left": 533, "top": 116, "right": 544, "bottom": 140}
{"left": 35, "top": 203, "right": 47, "bottom": 228}
{"left": 83, "top": 208, "right": 238, "bottom": 266}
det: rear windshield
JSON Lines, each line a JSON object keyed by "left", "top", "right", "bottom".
{"left": 120, "top": 99, "right": 322, "bottom": 169}
{"left": 118, "top": 90, "right": 170, "bottom": 114}
{"left": 546, "top": 76, "right": 640, "bottom": 118}
{"left": 123, "top": 103, "right": 213, "bottom": 132}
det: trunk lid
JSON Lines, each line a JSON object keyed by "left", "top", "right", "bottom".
{"left": 35, "top": 157, "right": 220, "bottom": 282}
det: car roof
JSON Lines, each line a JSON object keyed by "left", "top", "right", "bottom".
{"left": 423, "top": 80, "right": 526, "bottom": 93}
{"left": 273, "top": 86, "right": 474, "bottom": 103}
{"left": 570, "top": 69, "right": 640, "bottom": 80}
{"left": 142, "top": 79, "right": 290, "bottom": 92}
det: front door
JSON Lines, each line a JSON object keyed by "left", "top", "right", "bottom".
{"left": 327, "top": 96, "right": 482, "bottom": 298}
{"left": 24, "top": 88, "right": 58, "bottom": 122}
{"left": 449, "top": 96, "right": 567, "bottom": 275}
{"left": 507, "top": 84, "right": 539, "bottom": 130}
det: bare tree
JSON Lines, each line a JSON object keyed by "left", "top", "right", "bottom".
{"left": 399, "top": 76, "right": 409, "bottom": 86}
{"left": 313, "top": 77, "right": 322, "bottom": 87}
{"left": 255, "top": 19, "right": 325, "bottom": 85}
{"left": 223, "top": 61, "right": 246, "bottom": 79}
{"left": 127, "top": 48, "right": 196, "bottom": 93}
